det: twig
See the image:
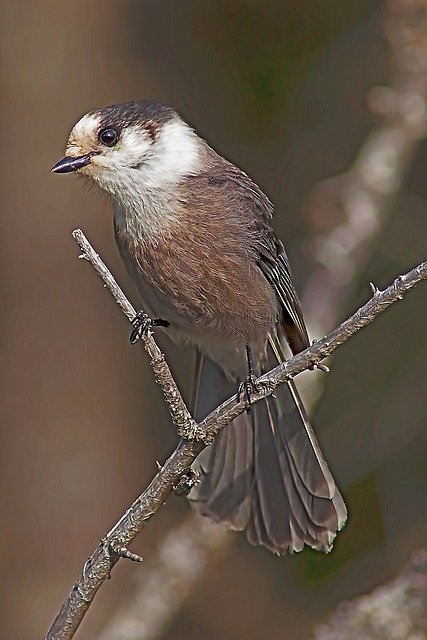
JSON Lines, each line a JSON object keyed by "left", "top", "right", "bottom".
{"left": 199, "top": 263, "right": 427, "bottom": 442}
{"left": 44, "top": 230, "right": 427, "bottom": 640}
{"left": 72, "top": 229, "right": 198, "bottom": 441}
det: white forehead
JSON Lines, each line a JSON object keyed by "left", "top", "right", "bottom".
{"left": 68, "top": 112, "right": 100, "bottom": 147}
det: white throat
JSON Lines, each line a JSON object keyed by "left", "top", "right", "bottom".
{"left": 110, "top": 119, "right": 201, "bottom": 240}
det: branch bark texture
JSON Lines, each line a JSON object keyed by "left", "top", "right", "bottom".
{"left": 44, "top": 230, "right": 427, "bottom": 640}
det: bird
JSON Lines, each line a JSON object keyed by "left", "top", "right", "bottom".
{"left": 52, "top": 100, "right": 346, "bottom": 554}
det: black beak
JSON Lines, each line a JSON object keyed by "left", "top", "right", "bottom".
{"left": 51, "top": 153, "right": 92, "bottom": 174}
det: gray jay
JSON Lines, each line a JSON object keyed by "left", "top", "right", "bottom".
{"left": 52, "top": 100, "right": 346, "bottom": 554}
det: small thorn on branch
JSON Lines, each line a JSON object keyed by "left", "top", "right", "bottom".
{"left": 395, "top": 275, "right": 406, "bottom": 299}
{"left": 109, "top": 542, "right": 143, "bottom": 563}
{"left": 82, "top": 558, "right": 92, "bottom": 581}
{"left": 315, "top": 361, "right": 330, "bottom": 373}
{"left": 308, "top": 341, "right": 330, "bottom": 372}
{"left": 370, "top": 282, "right": 380, "bottom": 295}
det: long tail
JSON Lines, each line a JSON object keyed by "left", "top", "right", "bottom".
{"left": 188, "top": 342, "right": 347, "bottom": 555}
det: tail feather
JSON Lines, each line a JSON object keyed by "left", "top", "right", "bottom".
{"left": 285, "top": 382, "right": 337, "bottom": 498}
{"left": 189, "top": 345, "right": 347, "bottom": 555}
{"left": 197, "top": 413, "right": 253, "bottom": 530}
{"left": 252, "top": 395, "right": 294, "bottom": 549}
{"left": 246, "top": 463, "right": 282, "bottom": 553}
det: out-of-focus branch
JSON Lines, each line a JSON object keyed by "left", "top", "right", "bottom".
{"left": 44, "top": 229, "right": 427, "bottom": 640}
{"left": 311, "top": 549, "right": 427, "bottom": 639}
{"left": 96, "top": 515, "right": 231, "bottom": 640}
{"left": 302, "top": 0, "right": 427, "bottom": 334}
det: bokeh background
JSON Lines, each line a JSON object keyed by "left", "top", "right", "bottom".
{"left": 2, "top": 1, "right": 427, "bottom": 639}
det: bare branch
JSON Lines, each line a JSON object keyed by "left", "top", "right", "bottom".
{"left": 198, "top": 262, "right": 427, "bottom": 444}
{"left": 44, "top": 230, "right": 427, "bottom": 640}
{"left": 72, "top": 229, "right": 197, "bottom": 441}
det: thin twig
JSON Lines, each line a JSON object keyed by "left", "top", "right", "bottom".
{"left": 72, "top": 229, "right": 197, "bottom": 440}
{"left": 44, "top": 230, "right": 427, "bottom": 640}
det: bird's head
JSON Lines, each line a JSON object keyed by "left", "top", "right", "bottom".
{"left": 52, "top": 100, "right": 202, "bottom": 203}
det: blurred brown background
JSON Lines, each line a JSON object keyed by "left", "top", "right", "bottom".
{"left": 2, "top": 1, "right": 427, "bottom": 639}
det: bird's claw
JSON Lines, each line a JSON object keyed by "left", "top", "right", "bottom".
{"left": 173, "top": 468, "right": 200, "bottom": 497}
{"left": 238, "top": 373, "right": 260, "bottom": 412}
{"left": 130, "top": 311, "right": 152, "bottom": 344}
{"left": 129, "top": 312, "right": 169, "bottom": 344}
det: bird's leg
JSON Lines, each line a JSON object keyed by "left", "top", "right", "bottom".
{"left": 238, "top": 345, "right": 259, "bottom": 411}
{"left": 173, "top": 467, "right": 200, "bottom": 497}
{"left": 130, "top": 311, "right": 170, "bottom": 345}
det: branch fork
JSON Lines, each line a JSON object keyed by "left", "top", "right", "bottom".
{"left": 44, "top": 229, "right": 427, "bottom": 640}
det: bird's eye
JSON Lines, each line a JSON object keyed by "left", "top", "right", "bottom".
{"left": 99, "top": 128, "right": 119, "bottom": 147}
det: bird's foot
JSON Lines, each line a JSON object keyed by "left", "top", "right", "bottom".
{"left": 173, "top": 468, "right": 200, "bottom": 497}
{"left": 237, "top": 345, "right": 260, "bottom": 411}
{"left": 129, "top": 311, "right": 169, "bottom": 344}
{"left": 238, "top": 372, "right": 260, "bottom": 412}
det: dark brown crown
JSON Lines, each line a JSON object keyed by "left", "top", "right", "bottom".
{"left": 92, "top": 100, "right": 178, "bottom": 142}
